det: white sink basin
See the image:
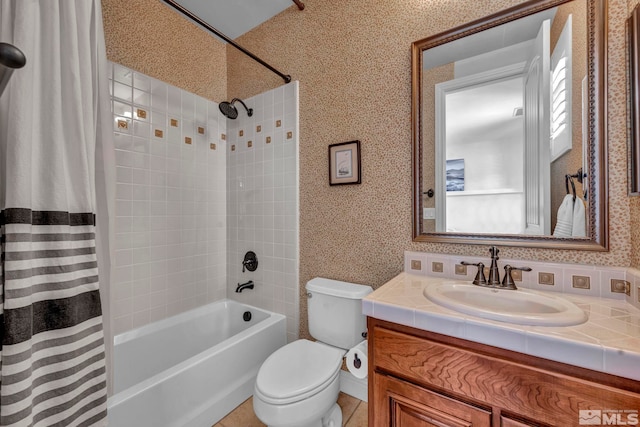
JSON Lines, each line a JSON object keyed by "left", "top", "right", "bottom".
{"left": 423, "top": 283, "right": 587, "bottom": 326}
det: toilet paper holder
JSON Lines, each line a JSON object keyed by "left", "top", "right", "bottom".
{"left": 353, "top": 334, "right": 367, "bottom": 369}
{"left": 346, "top": 339, "right": 368, "bottom": 379}
{"left": 353, "top": 353, "right": 362, "bottom": 369}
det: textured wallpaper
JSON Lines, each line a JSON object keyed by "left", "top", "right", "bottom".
{"left": 101, "top": 0, "right": 227, "bottom": 102}
{"left": 101, "top": 0, "right": 639, "bottom": 342}
{"left": 227, "top": 0, "right": 635, "bottom": 337}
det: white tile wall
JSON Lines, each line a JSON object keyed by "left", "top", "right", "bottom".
{"left": 109, "top": 63, "right": 300, "bottom": 340}
{"left": 109, "top": 62, "right": 227, "bottom": 335}
{"left": 227, "top": 82, "right": 300, "bottom": 342}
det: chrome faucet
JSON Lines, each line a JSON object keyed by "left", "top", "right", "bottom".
{"left": 235, "top": 280, "right": 254, "bottom": 293}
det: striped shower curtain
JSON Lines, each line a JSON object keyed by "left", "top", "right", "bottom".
{"left": 0, "top": 1, "right": 112, "bottom": 426}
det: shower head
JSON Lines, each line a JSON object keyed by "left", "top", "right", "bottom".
{"left": 218, "top": 98, "right": 253, "bottom": 120}
{"left": 218, "top": 101, "right": 238, "bottom": 119}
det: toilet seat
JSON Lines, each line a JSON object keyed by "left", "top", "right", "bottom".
{"left": 255, "top": 339, "right": 344, "bottom": 405}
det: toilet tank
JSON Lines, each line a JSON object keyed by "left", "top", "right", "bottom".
{"left": 306, "top": 278, "right": 373, "bottom": 350}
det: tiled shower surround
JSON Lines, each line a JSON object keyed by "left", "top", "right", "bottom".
{"left": 109, "top": 62, "right": 299, "bottom": 338}
{"left": 226, "top": 83, "right": 300, "bottom": 342}
{"left": 109, "top": 62, "right": 227, "bottom": 334}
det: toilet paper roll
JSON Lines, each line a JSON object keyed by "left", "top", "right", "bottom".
{"left": 346, "top": 339, "right": 368, "bottom": 379}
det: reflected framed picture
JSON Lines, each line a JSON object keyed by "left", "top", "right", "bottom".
{"left": 446, "top": 158, "right": 465, "bottom": 192}
{"left": 329, "top": 140, "right": 361, "bottom": 185}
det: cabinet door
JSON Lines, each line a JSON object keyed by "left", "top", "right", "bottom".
{"left": 372, "top": 372, "right": 491, "bottom": 427}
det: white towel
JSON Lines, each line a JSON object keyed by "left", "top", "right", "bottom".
{"left": 553, "top": 194, "right": 574, "bottom": 237}
{"left": 572, "top": 196, "right": 586, "bottom": 237}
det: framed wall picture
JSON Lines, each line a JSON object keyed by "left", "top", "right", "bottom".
{"left": 329, "top": 140, "right": 361, "bottom": 185}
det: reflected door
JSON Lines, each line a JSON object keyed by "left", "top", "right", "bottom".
{"left": 523, "top": 19, "right": 551, "bottom": 235}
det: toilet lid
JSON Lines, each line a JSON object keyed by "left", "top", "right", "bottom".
{"left": 255, "top": 339, "right": 344, "bottom": 404}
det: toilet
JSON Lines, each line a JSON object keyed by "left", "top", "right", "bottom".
{"left": 253, "top": 278, "right": 373, "bottom": 427}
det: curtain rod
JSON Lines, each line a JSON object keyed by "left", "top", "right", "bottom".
{"left": 162, "top": 0, "right": 292, "bottom": 84}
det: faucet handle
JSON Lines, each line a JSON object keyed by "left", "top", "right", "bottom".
{"left": 460, "top": 261, "right": 487, "bottom": 286}
{"left": 489, "top": 246, "right": 500, "bottom": 260}
{"left": 242, "top": 251, "right": 258, "bottom": 273}
{"left": 501, "top": 265, "right": 532, "bottom": 290}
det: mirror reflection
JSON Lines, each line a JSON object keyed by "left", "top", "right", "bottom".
{"left": 417, "top": 0, "right": 594, "bottom": 241}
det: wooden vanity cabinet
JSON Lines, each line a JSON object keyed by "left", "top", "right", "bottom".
{"left": 368, "top": 318, "right": 640, "bottom": 427}
{"left": 374, "top": 373, "right": 491, "bottom": 426}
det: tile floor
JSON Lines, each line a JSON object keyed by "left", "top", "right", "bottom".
{"left": 213, "top": 393, "right": 367, "bottom": 427}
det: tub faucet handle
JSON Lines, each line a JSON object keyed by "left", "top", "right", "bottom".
{"left": 242, "top": 251, "right": 258, "bottom": 272}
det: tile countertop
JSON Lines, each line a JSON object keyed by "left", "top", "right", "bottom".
{"left": 362, "top": 272, "right": 640, "bottom": 381}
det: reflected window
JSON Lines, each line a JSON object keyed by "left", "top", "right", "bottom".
{"left": 550, "top": 15, "right": 573, "bottom": 161}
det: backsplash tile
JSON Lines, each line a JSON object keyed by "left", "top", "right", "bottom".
{"left": 425, "top": 254, "right": 451, "bottom": 278}
{"left": 404, "top": 252, "right": 427, "bottom": 275}
{"left": 564, "top": 267, "right": 597, "bottom": 297}
{"left": 627, "top": 268, "right": 640, "bottom": 311}
{"left": 538, "top": 272, "right": 555, "bottom": 286}
{"left": 405, "top": 251, "right": 633, "bottom": 301}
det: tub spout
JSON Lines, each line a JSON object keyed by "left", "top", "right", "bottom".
{"left": 236, "top": 280, "right": 254, "bottom": 293}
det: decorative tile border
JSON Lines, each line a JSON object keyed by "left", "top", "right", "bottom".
{"left": 405, "top": 251, "right": 634, "bottom": 303}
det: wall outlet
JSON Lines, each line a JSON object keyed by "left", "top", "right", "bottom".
{"left": 423, "top": 208, "right": 436, "bottom": 220}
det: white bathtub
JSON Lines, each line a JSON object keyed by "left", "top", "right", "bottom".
{"left": 107, "top": 300, "right": 286, "bottom": 427}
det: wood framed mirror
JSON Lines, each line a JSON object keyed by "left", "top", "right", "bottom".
{"left": 629, "top": 3, "right": 640, "bottom": 196}
{"left": 412, "top": 0, "right": 608, "bottom": 250}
